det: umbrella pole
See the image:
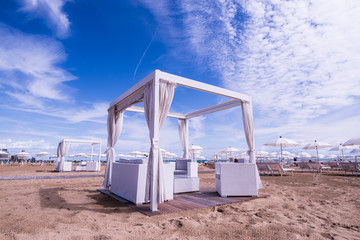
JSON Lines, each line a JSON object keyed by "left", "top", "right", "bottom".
{"left": 280, "top": 144, "right": 283, "bottom": 168}
{"left": 316, "top": 146, "right": 319, "bottom": 162}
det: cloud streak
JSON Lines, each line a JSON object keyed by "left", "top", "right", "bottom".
{"left": 19, "top": 0, "right": 71, "bottom": 38}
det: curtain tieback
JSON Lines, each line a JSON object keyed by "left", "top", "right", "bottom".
{"left": 151, "top": 138, "right": 160, "bottom": 151}
{"left": 105, "top": 147, "right": 115, "bottom": 154}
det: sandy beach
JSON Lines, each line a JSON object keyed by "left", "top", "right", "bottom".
{"left": 0, "top": 164, "right": 359, "bottom": 240}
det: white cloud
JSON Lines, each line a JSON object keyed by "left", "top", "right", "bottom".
{"left": 0, "top": 24, "right": 109, "bottom": 123}
{"left": 0, "top": 23, "right": 75, "bottom": 102}
{"left": 19, "top": 0, "right": 71, "bottom": 38}
{"left": 0, "top": 139, "right": 56, "bottom": 153}
{"left": 138, "top": 0, "right": 360, "bottom": 144}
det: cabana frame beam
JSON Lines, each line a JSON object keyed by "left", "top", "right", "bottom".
{"left": 186, "top": 99, "right": 242, "bottom": 119}
{"left": 126, "top": 106, "right": 186, "bottom": 119}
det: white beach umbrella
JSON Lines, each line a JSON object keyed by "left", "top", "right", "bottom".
{"left": 255, "top": 150, "right": 268, "bottom": 158}
{"left": 303, "top": 140, "right": 331, "bottom": 161}
{"left": 35, "top": 152, "right": 50, "bottom": 157}
{"left": 329, "top": 144, "right": 353, "bottom": 158}
{"left": 264, "top": 136, "right": 300, "bottom": 164}
{"left": 129, "top": 150, "right": 148, "bottom": 158}
{"left": 221, "top": 146, "right": 240, "bottom": 159}
{"left": 189, "top": 145, "right": 203, "bottom": 160}
{"left": 197, "top": 156, "right": 206, "bottom": 160}
{"left": 75, "top": 153, "right": 88, "bottom": 160}
{"left": 212, "top": 153, "right": 221, "bottom": 160}
{"left": 350, "top": 148, "right": 360, "bottom": 154}
{"left": 343, "top": 137, "right": 360, "bottom": 146}
{"left": 16, "top": 151, "right": 30, "bottom": 160}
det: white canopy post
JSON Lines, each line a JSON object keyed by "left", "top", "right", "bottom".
{"left": 98, "top": 143, "right": 102, "bottom": 164}
{"left": 241, "top": 100, "right": 263, "bottom": 190}
{"left": 56, "top": 142, "right": 61, "bottom": 171}
{"left": 178, "top": 119, "right": 190, "bottom": 159}
{"left": 91, "top": 145, "right": 94, "bottom": 161}
{"left": 241, "top": 101, "right": 255, "bottom": 163}
{"left": 57, "top": 141, "right": 69, "bottom": 172}
{"left": 144, "top": 77, "right": 176, "bottom": 211}
{"left": 103, "top": 107, "right": 124, "bottom": 189}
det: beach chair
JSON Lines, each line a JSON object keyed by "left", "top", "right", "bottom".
{"left": 256, "top": 162, "right": 271, "bottom": 175}
{"left": 328, "top": 161, "right": 340, "bottom": 170}
{"left": 267, "top": 162, "right": 294, "bottom": 176}
{"left": 298, "top": 162, "right": 312, "bottom": 171}
{"left": 340, "top": 162, "right": 359, "bottom": 177}
{"left": 307, "top": 162, "right": 330, "bottom": 173}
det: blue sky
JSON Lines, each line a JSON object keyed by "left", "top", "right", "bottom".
{"left": 0, "top": 0, "right": 359, "bottom": 158}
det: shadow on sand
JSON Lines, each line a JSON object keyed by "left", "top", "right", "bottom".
{"left": 39, "top": 187, "right": 135, "bottom": 214}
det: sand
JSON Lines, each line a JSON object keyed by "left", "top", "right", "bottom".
{"left": 0, "top": 165, "right": 359, "bottom": 240}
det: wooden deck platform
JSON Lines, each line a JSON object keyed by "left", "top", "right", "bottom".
{"left": 98, "top": 186, "right": 267, "bottom": 216}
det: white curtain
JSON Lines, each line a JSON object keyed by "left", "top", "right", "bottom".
{"left": 241, "top": 101, "right": 263, "bottom": 189}
{"left": 57, "top": 141, "right": 69, "bottom": 171}
{"left": 178, "top": 119, "right": 190, "bottom": 159}
{"left": 144, "top": 80, "right": 176, "bottom": 203}
{"left": 56, "top": 142, "right": 61, "bottom": 171}
{"left": 102, "top": 107, "right": 124, "bottom": 189}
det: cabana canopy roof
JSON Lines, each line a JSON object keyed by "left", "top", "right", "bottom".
{"left": 110, "top": 70, "right": 251, "bottom": 119}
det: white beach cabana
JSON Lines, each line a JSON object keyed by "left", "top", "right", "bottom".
{"left": 56, "top": 139, "right": 102, "bottom": 172}
{"left": 103, "top": 70, "right": 262, "bottom": 211}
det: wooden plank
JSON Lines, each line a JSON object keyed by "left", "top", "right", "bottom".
{"left": 98, "top": 187, "right": 268, "bottom": 217}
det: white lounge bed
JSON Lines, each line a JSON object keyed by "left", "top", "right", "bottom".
{"left": 110, "top": 160, "right": 175, "bottom": 204}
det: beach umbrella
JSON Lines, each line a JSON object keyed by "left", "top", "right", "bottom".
{"left": 296, "top": 152, "right": 311, "bottom": 162}
{"left": 343, "top": 137, "right": 360, "bottom": 146}
{"left": 212, "top": 153, "right": 221, "bottom": 160}
{"left": 35, "top": 152, "right": 50, "bottom": 157}
{"left": 303, "top": 140, "right": 331, "bottom": 161}
{"left": 221, "top": 146, "right": 241, "bottom": 159}
{"left": 343, "top": 139, "right": 360, "bottom": 162}
{"left": 189, "top": 145, "right": 203, "bottom": 161}
{"left": 329, "top": 144, "right": 353, "bottom": 158}
{"left": 264, "top": 136, "right": 300, "bottom": 165}
{"left": 16, "top": 151, "right": 30, "bottom": 158}
{"left": 197, "top": 156, "right": 206, "bottom": 160}
{"left": 129, "top": 150, "right": 148, "bottom": 158}
{"left": 16, "top": 151, "right": 30, "bottom": 163}
{"left": 49, "top": 154, "right": 58, "bottom": 159}
{"left": 255, "top": 150, "right": 268, "bottom": 158}
{"left": 34, "top": 151, "right": 50, "bottom": 162}
{"left": 75, "top": 153, "right": 87, "bottom": 157}
{"left": 350, "top": 148, "right": 360, "bottom": 154}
